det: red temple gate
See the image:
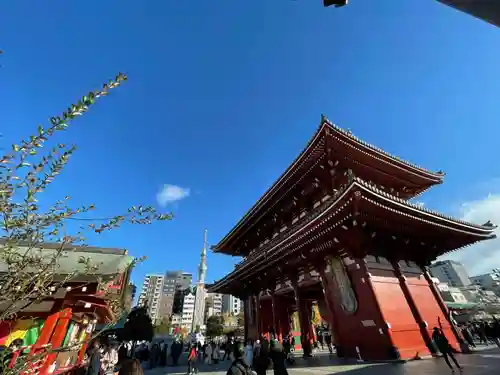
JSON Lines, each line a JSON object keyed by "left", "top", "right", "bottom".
{"left": 208, "top": 115, "right": 496, "bottom": 361}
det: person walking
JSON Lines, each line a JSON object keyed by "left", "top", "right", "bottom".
{"left": 118, "top": 343, "right": 129, "bottom": 364}
{"left": 224, "top": 338, "right": 235, "bottom": 361}
{"left": 269, "top": 339, "right": 288, "bottom": 375}
{"left": 85, "top": 340, "right": 102, "bottom": 375}
{"left": 158, "top": 341, "right": 166, "bottom": 367}
{"left": 101, "top": 342, "right": 118, "bottom": 375}
{"left": 226, "top": 343, "right": 252, "bottom": 375}
{"left": 171, "top": 339, "right": 182, "bottom": 366}
{"left": 461, "top": 325, "right": 476, "bottom": 348}
{"left": 205, "top": 342, "right": 213, "bottom": 365}
{"left": 432, "top": 327, "right": 463, "bottom": 372}
{"left": 316, "top": 327, "right": 324, "bottom": 350}
{"left": 252, "top": 338, "right": 268, "bottom": 375}
{"left": 187, "top": 344, "right": 198, "bottom": 375}
{"left": 324, "top": 330, "right": 333, "bottom": 354}
{"left": 245, "top": 340, "right": 254, "bottom": 367}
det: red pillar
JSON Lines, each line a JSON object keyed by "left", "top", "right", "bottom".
{"left": 317, "top": 264, "right": 341, "bottom": 346}
{"left": 77, "top": 331, "right": 89, "bottom": 364}
{"left": 259, "top": 298, "right": 274, "bottom": 339}
{"left": 244, "top": 297, "right": 250, "bottom": 342}
{"left": 254, "top": 294, "right": 261, "bottom": 338}
{"left": 245, "top": 294, "right": 260, "bottom": 341}
{"left": 23, "top": 309, "right": 62, "bottom": 374}
{"left": 39, "top": 308, "right": 73, "bottom": 375}
{"left": 292, "top": 279, "right": 313, "bottom": 356}
{"left": 271, "top": 294, "right": 281, "bottom": 341}
{"left": 277, "top": 301, "right": 292, "bottom": 338}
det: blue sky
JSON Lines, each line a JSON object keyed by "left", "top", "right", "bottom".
{"left": 2, "top": 1, "right": 500, "bottom": 287}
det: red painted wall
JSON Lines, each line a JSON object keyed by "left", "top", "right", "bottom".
{"left": 370, "top": 267, "right": 430, "bottom": 359}
{"left": 325, "top": 260, "right": 393, "bottom": 360}
{"left": 405, "top": 273, "right": 460, "bottom": 351}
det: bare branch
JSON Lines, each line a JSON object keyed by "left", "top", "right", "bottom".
{"left": 0, "top": 73, "right": 172, "bottom": 373}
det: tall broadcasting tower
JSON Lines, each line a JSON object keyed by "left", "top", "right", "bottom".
{"left": 198, "top": 229, "right": 208, "bottom": 284}
{"left": 192, "top": 229, "right": 208, "bottom": 332}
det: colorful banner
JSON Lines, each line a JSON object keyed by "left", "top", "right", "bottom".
{"left": 0, "top": 321, "right": 14, "bottom": 346}
{"left": 4, "top": 320, "right": 33, "bottom": 347}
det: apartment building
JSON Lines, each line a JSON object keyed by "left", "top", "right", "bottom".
{"left": 181, "top": 292, "right": 196, "bottom": 329}
{"left": 158, "top": 271, "right": 192, "bottom": 320}
{"left": 137, "top": 274, "right": 164, "bottom": 323}
{"left": 205, "top": 293, "right": 223, "bottom": 319}
{"left": 430, "top": 260, "right": 471, "bottom": 287}
{"left": 137, "top": 271, "right": 193, "bottom": 324}
{"left": 222, "top": 294, "right": 243, "bottom": 315}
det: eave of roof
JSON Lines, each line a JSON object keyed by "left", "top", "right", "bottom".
{"left": 0, "top": 238, "right": 127, "bottom": 255}
{"left": 209, "top": 178, "right": 495, "bottom": 292}
{"left": 354, "top": 178, "right": 496, "bottom": 234}
{"left": 214, "top": 115, "right": 445, "bottom": 253}
{"left": 0, "top": 240, "right": 133, "bottom": 277}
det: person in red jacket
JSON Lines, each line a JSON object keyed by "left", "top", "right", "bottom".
{"left": 187, "top": 344, "right": 198, "bottom": 375}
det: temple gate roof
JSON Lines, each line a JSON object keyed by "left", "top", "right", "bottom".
{"left": 208, "top": 176, "right": 496, "bottom": 296}
{"left": 214, "top": 115, "right": 445, "bottom": 256}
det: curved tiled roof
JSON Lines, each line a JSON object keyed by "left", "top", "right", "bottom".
{"left": 322, "top": 115, "right": 444, "bottom": 180}
{"left": 209, "top": 177, "right": 495, "bottom": 292}
{"left": 214, "top": 115, "right": 445, "bottom": 253}
{"left": 354, "top": 177, "right": 496, "bottom": 233}
{"left": 213, "top": 120, "right": 327, "bottom": 252}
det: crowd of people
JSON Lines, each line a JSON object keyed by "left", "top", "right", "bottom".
{"left": 459, "top": 320, "right": 500, "bottom": 348}
{"left": 81, "top": 330, "right": 291, "bottom": 375}
{"left": 79, "top": 320, "right": 500, "bottom": 375}
{"left": 314, "top": 326, "right": 334, "bottom": 354}
{"left": 196, "top": 333, "right": 291, "bottom": 375}
{"left": 133, "top": 338, "right": 185, "bottom": 368}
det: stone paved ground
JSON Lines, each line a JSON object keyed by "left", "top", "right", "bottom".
{"left": 145, "top": 347, "right": 500, "bottom": 375}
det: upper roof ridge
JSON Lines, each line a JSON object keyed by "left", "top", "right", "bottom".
{"left": 215, "top": 114, "right": 447, "bottom": 252}
{"left": 321, "top": 114, "right": 445, "bottom": 178}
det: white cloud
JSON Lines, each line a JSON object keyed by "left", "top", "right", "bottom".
{"left": 438, "top": 194, "right": 500, "bottom": 276}
{"left": 156, "top": 184, "right": 190, "bottom": 206}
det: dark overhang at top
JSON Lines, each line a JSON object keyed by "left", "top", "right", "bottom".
{"left": 437, "top": 0, "right": 500, "bottom": 28}
{"left": 213, "top": 115, "right": 445, "bottom": 255}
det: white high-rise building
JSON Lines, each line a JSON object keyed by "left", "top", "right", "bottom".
{"left": 205, "top": 293, "right": 223, "bottom": 318}
{"left": 181, "top": 292, "right": 196, "bottom": 328}
{"left": 430, "top": 260, "right": 471, "bottom": 288}
{"left": 137, "top": 271, "right": 193, "bottom": 324}
{"left": 470, "top": 269, "right": 500, "bottom": 291}
{"left": 137, "top": 274, "right": 164, "bottom": 323}
{"left": 222, "top": 294, "right": 243, "bottom": 315}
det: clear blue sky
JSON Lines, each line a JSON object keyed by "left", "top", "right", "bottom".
{"left": 2, "top": 1, "right": 500, "bottom": 286}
